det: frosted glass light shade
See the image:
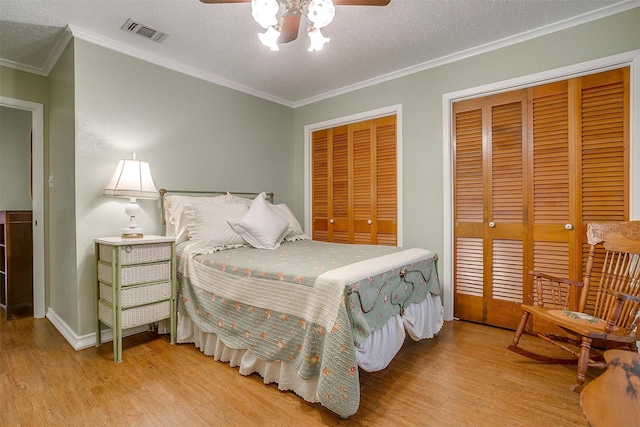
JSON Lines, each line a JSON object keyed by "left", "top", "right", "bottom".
{"left": 308, "top": 0, "right": 335, "bottom": 29}
{"left": 103, "top": 159, "right": 158, "bottom": 200}
{"left": 251, "top": 0, "right": 279, "bottom": 29}
{"left": 307, "top": 28, "right": 330, "bottom": 52}
{"left": 258, "top": 26, "right": 281, "bottom": 51}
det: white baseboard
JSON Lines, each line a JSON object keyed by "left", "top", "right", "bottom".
{"left": 46, "top": 308, "right": 147, "bottom": 351}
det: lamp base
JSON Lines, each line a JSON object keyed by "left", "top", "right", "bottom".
{"left": 122, "top": 227, "right": 144, "bottom": 239}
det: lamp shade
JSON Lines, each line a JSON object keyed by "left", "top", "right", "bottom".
{"left": 103, "top": 158, "right": 158, "bottom": 200}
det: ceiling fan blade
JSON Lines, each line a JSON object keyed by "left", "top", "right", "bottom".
{"left": 333, "top": 0, "right": 391, "bottom": 5}
{"left": 199, "top": 0, "right": 251, "bottom": 4}
{"left": 279, "top": 13, "right": 301, "bottom": 44}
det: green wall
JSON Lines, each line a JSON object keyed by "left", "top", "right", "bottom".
{"left": 72, "top": 39, "right": 294, "bottom": 335}
{"left": 0, "top": 106, "right": 32, "bottom": 209}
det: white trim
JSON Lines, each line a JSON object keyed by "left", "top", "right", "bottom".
{"left": 441, "top": 49, "right": 640, "bottom": 322}
{"left": 46, "top": 308, "right": 147, "bottom": 351}
{"left": 303, "top": 105, "right": 403, "bottom": 246}
{"left": 0, "top": 96, "right": 45, "bottom": 319}
{"left": 0, "top": 27, "right": 72, "bottom": 77}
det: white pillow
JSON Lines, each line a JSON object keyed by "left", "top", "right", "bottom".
{"left": 270, "top": 203, "right": 309, "bottom": 241}
{"left": 227, "top": 193, "right": 253, "bottom": 206}
{"left": 164, "top": 194, "right": 230, "bottom": 244}
{"left": 227, "top": 192, "right": 290, "bottom": 249}
{"left": 186, "top": 203, "right": 248, "bottom": 254}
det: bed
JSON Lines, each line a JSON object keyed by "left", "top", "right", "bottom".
{"left": 159, "top": 189, "right": 443, "bottom": 418}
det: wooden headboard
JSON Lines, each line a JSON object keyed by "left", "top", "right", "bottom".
{"left": 159, "top": 188, "right": 275, "bottom": 235}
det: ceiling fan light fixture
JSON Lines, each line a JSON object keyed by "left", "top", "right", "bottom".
{"left": 308, "top": 0, "right": 336, "bottom": 29}
{"left": 258, "top": 25, "right": 281, "bottom": 51}
{"left": 251, "top": 0, "right": 280, "bottom": 28}
{"left": 199, "top": 0, "right": 388, "bottom": 52}
{"left": 307, "top": 27, "right": 330, "bottom": 52}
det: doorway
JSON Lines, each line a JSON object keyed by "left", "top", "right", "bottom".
{"left": 0, "top": 97, "right": 45, "bottom": 318}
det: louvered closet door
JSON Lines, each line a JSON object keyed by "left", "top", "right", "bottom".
{"left": 331, "top": 126, "right": 350, "bottom": 243}
{"left": 577, "top": 68, "right": 630, "bottom": 314}
{"left": 485, "top": 91, "right": 528, "bottom": 329}
{"left": 312, "top": 129, "right": 329, "bottom": 241}
{"left": 453, "top": 92, "right": 528, "bottom": 329}
{"left": 374, "top": 115, "right": 397, "bottom": 245}
{"left": 311, "top": 115, "right": 397, "bottom": 245}
{"left": 453, "top": 97, "right": 486, "bottom": 323}
{"left": 453, "top": 67, "right": 629, "bottom": 331}
{"left": 526, "top": 80, "right": 579, "bottom": 332}
{"left": 352, "top": 120, "right": 374, "bottom": 244}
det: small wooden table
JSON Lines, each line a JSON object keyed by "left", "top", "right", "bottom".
{"left": 580, "top": 349, "right": 640, "bottom": 426}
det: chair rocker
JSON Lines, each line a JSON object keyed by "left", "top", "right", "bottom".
{"left": 507, "top": 221, "right": 640, "bottom": 392}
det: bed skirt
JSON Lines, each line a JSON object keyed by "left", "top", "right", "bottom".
{"left": 166, "top": 293, "right": 443, "bottom": 410}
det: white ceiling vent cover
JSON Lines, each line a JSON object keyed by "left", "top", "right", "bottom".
{"left": 121, "top": 19, "right": 168, "bottom": 43}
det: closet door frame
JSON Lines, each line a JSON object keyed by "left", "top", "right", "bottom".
{"left": 304, "top": 104, "right": 404, "bottom": 246}
{"left": 442, "top": 50, "right": 640, "bottom": 322}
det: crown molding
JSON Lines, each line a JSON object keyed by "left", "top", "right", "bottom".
{"left": 292, "top": 0, "right": 640, "bottom": 107}
{"left": 2, "top": 1, "right": 637, "bottom": 108}
{"left": 66, "top": 24, "right": 294, "bottom": 108}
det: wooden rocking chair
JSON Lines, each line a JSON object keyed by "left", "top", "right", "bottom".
{"left": 507, "top": 221, "right": 640, "bottom": 392}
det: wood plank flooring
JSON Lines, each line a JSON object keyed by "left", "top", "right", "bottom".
{"left": 0, "top": 314, "right": 596, "bottom": 426}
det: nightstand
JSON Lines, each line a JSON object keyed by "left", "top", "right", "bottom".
{"left": 95, "top": 235, "right": 176, "bottom": 361}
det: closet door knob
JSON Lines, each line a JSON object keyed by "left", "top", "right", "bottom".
{"left": 329, "top": 219, "right": 334, "bottom": 224}
{"left": 489, "top": 221, "right": 496, "bottom": 228}
{"left": 565, "top": 224, "right": 573, "bottom": 230}
{"left": 367, "top": 220, "right": 372, "bottom": 225}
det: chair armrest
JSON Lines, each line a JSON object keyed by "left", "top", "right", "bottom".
{"left": 605, "top": 290, "right": 640, "bottom": 334}
{"left": 528, "top": 271, "right": 584, "bottom": 288}
{"left": 527, "top": 271, "right": 583, "bottom": 309}
{"left": 608, "top": 289, "right": 640, "bottom": 304}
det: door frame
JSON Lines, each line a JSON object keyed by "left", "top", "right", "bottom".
{"left": 442, "top": 50, "right": 640, "bottom": 322}
{"left": 0, "top": 96, "right": 45, "bottom": 318}
{"left": 303, "top": 104, "right": 403, "bottom": 246}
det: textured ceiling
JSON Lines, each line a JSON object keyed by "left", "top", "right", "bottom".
{"left": 0, "top": 0, "right": 636, "bottom": 106}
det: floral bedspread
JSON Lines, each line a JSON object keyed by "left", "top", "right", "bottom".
{"left": 177, "top": 240, "right": 440, "bottom": 417}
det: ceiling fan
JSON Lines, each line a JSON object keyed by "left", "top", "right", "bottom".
{"left": 200, "top": 0, "right": 391, "bottom": 51}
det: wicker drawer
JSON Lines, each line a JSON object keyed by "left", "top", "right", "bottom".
{"left": 99, "top": 300, "right": 170, "bottom": 329}
{"left": 98, "top": 242, "right": 172, "bottom": 265}
{"left": 98, "top": 261, "right": 171, "bottom": 285}
{"left": 100, "top": 281, "right": 171, "bottom": 308}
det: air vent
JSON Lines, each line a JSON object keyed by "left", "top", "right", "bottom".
{"left": 121, "top": 19, "right": 168, "bottom": 43}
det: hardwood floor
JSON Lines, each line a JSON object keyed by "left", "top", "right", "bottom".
{"left": 0, "top": 313, "right": 596, "bottom": 426}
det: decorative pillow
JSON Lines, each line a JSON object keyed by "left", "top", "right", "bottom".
{"left": 270, "top": 203, "right": 309, "bottom": 241}
{"left": 227, "top": 192, "right": 290, "bottom": 249}
{"left": 186, "top": 203, "right": 248, "bottom": 254}
{"left": 164, "top": 194, "right": 230, "bottom": 244}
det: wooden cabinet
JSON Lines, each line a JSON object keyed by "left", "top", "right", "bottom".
{"left": 95, "top": 235, "right": 176, "bottom": 362}
{"left": 0, "top": 210, "right": 33, "bottom": 319}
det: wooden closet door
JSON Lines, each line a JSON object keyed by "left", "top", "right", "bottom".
{"left": 311, "top": 115, "right": 397, "bottom": 245}
{"left": 526, "top": 80, "right": 579, "bottom": 332}
{"left": 453, "top": 97, "right": 486, "bottom": 323}
{"left": 485, "top": 90, "right": 528, "bottom": 329}
{"left": 373, "top": 115, "right": 397, "bottom": 245}
{"left": 352, "top": 120, "right": 374, "bottom": 244}
{"left": 577, "top": 67, "right": 630, "bottom": 314}
{"left": 453, "top": 67, "right": 629, "bottom": 331}
{"left": 331, "top": 126, "right": 350, "bottom": 243}
{"left": 453, "top": 91, "right": 528, "bottom": 329}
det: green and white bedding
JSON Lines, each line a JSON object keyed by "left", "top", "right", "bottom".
{"left": 176, "top": 239, "right": 441, "bottom": 418}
